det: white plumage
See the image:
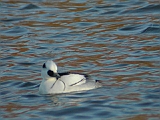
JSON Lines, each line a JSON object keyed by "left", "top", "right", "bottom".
{"left": 39, "top": 60, "right": 102, "bottom": 94}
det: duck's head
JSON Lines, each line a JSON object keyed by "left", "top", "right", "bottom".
{"left": 41, "top": 60, "right": 60, "bottom": 80}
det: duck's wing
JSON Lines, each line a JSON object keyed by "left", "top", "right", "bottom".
{"left": 58, "top": 72, "right": 91, "bottom": 86}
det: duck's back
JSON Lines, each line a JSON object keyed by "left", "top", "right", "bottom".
{"left": 59, "top": 72, "right": 88, "bottom": 86}
{"left": 58, "top": 72, "right": 101, "bottom": 92}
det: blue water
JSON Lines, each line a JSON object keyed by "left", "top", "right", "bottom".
{"left": 0, "top": 0, "right": 160, "bottom": 119}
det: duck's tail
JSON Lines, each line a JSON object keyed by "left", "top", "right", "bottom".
{"left": 95, "top": 80, "right": 103, "bottom": 88}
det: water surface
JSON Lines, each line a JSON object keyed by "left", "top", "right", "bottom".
{"left": 0, "top": 0, "right": 160, "bottom": 119}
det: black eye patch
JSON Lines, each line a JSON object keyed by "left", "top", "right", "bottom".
{"left": 43, "top": 63, "right": 46, "bottom": 68}
{"left": 47, "top": 70, "right": 54, "bottom": 77}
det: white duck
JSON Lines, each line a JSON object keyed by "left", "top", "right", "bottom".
{"left": 39, "top": 60, "right": 102, "bottom": 94}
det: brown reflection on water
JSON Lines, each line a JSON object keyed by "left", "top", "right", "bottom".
{"left": 141, "top": 46, "right": 160, "bottom": 51}
{"left": 4, "top": 0, "right": 28, "bottom": 4}
{"left": 0, "top": 35, "right": 21, "bottom": 41}
{"left": 41, "top": 0, "right": 87, "bottom": 8}
{"left": 116, "top": 92, "right": 141, "bottom": 101}
{"left": 1, "top": 103, "right": 44, "bottom": 118}
{"left": 128, "top": 114, "right": 160, "bottom": 120}
{"left": 112, "top": 75, "right": 142, "bottom": 82}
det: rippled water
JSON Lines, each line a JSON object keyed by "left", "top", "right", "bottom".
{"left": 0, "top": 0, "right": 160, "bottom": 119}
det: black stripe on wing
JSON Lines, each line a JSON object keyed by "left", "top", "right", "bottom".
{"left": 70, "top": 78, "right": 85, "bottom": 86}
{"left": 58, "top": 72, "right": 90, "bottom": 79}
